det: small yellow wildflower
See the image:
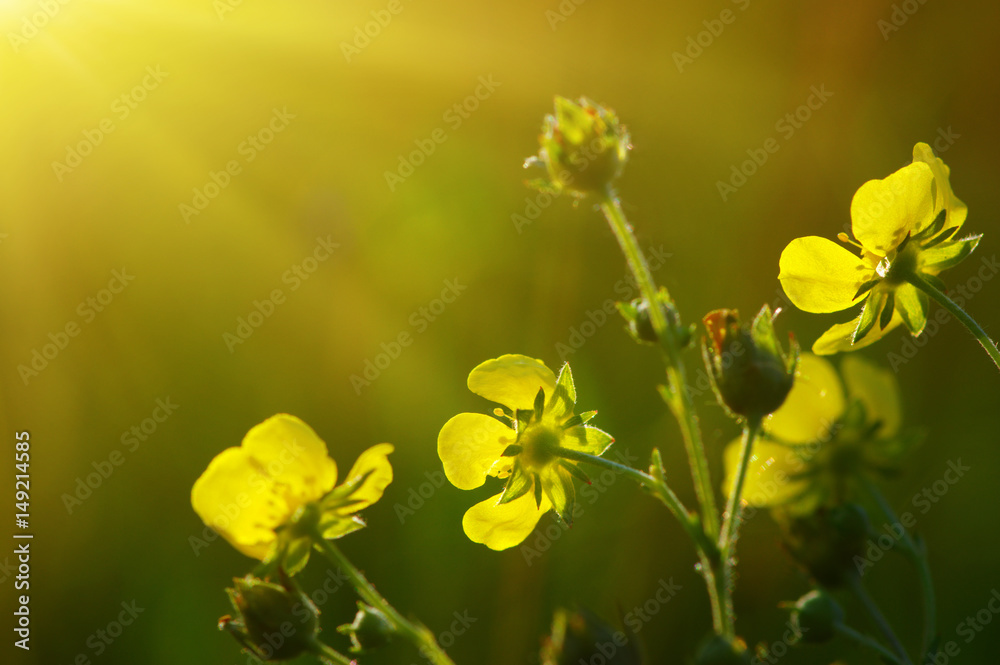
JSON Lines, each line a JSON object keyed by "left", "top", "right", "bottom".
{"left": 438, "top": 355, "right": 613, "bottom": 551}
{"left": 192, "top": 414, "right": 393, "bottom": 573}
{"left": 723, "top": 354, "right": 916, "bottom": 515}
{"left": 779, "top": 142, "right": 979, "bottom": 354}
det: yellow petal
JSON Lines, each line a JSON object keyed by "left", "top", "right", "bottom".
{"left": 241, "top": 414, "right": 339, "bottom": 506}
{"left": 840, "top": 356, "right": 901, "bottom": 436}
{"left": 912, "top": 142, "right": 967, "bottom": 231}
{"left": 438, "top": 413, "right": 515, "bottom": 490}
{"left": 811, "top": 313, "right": 903, "bottom": 355}
{"left": 778, "top": 237, "right": 874, "bottom": 313}
{"left": 191, "top": 447, "right": 283, "bottom": 560}
{"left": 851, "top": 162, "right": 935, "bottom": 255}
{"left": 462, "top": 491, "right": 550, "bottom": 551}
{"left": 765, "top": 354, "right": 844, "bottom": 443}
{"left": 723, "top": 438, "right": 810, "bottom": 508}
{"left": 341, "top": 443, "right": 394, "bottom": 512}
{"left": 467, "top": 354, "right": 557, "bottom": 411}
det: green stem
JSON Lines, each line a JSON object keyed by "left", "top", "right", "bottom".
{"left": 834, "top": 623, "right": 906, "bottom": 665}
{"left": 716, "top": 417, "right": 763, "bottom": 638}
{"left": 554, "top": 446, "right": 719, "bottom": 560}
{"left": 308, "top": 638, "right": 356, "bottom": 665}
{"left": 311, "top": 536, "right": 455, "bottom": 665}
{"left": 862, "top": 477, "right": 936, "bottom": 659}
{"left": 554, "top": 446, "right": 723, "bottom": 631}
{"left": 598, "top": 188, "right": 720, "bottom": 536}
{"left": 906, "top": 272, "right": 1000, "bottom": 372}
{"left": 849, "top": 576, "right": 913, "bottom": 665}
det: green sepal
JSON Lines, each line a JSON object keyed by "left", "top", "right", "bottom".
{"left": 533, "top": 474, "right": 544, "bottom": 509}
{"left": 911, "top": 208, "right": 947, "bottom": 242}
{"left": 562, "top": 424, "right": 615, "bottom": 455}
{"left": 919, "top": 234, "right": 982, "bottom": 272}
{"left": 879, "top": 292, "right": 895, "bottom": 331}
{"left": 852, "top": 278, "right": 880, "bottom": 301}
{"left": 501, "top": 444, "right": 523, "bottom": 457}
{"left": 533, "top": 387, "right": 546, "bottom": 422}
{"left": 543, "top": 467, "right": 576, "bottom": 526}
{"left": 559, "top": 460, "right": 592, "bottom": 485}
{"left": 853, "top": 292, "right": 883, "bottom": 343}
{"left": 895, "top": 286, "right": 927, "bottom": 335}
{"left": 923, "top": 273, "right": 948, "bottom": 294}
{"left": 549, "top": 363, "right": 577, "bottom": 415}
{"left": 499, "top": 463, "right": 533, "bottom": 505}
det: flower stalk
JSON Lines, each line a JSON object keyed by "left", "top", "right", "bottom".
{"left": 905, "top": 271, "right": 1000, "bottom": 372}
{"left": 311, "top": 534, "right": 456, "bottom": 665}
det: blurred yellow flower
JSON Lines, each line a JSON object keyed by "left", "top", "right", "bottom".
{"left": 779, "top": 142, "right": 979, "bottom": 354}
{"left": 192, "top": 414, "right": 393, "bottom": 573}
{"left": 723, "top": 354, "right": 915, "bottom": 515}
{"left": 438, "top": 355, "right": 613, "bottom": 551}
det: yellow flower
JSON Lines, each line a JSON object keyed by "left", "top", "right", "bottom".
{"left": 779, "top": 142, "right": 980, "bottom": 354}
{"left": 723, "top": 354, "right": 915, "bottom": 515}
{"left": 437, "top": 354, "right": 613, "bottom": 551}
{"left": 192, "top": 414, "right": 393, "bottom": 573}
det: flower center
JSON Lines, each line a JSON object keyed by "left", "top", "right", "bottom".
{"left": 517, "top": 424, "right": 560, "bottom": 471}
{"left": 879, "top": 241, "right": 919, "bottom": 285}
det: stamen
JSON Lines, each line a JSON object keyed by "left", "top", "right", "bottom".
{"left": 837, "top": 232, "right": 865, "bottom": 252}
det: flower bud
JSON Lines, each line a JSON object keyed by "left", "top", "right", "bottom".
{"left": 618, "top": 291, "right": 690, "bottom": 347}
{"left": 221, "top": 575, "right": 319, "bottom": 661}
{"left": 695, "top": 635, "right": 752, "bottom": 665}
{"left": 527, "top": 96, "right": 630, "bottom": 197}
{"left": 338, "top": 602, "right": 396, "bottom": 653}
{"left": 790, "top": 589, "right": 843, "bottom": 644}
{"left": 702, "top": 305, "right": 797, "bottom": 419}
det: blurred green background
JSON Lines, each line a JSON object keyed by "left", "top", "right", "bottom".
{"left": 2, "top": 0, "right": 999, "bottom": 663}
